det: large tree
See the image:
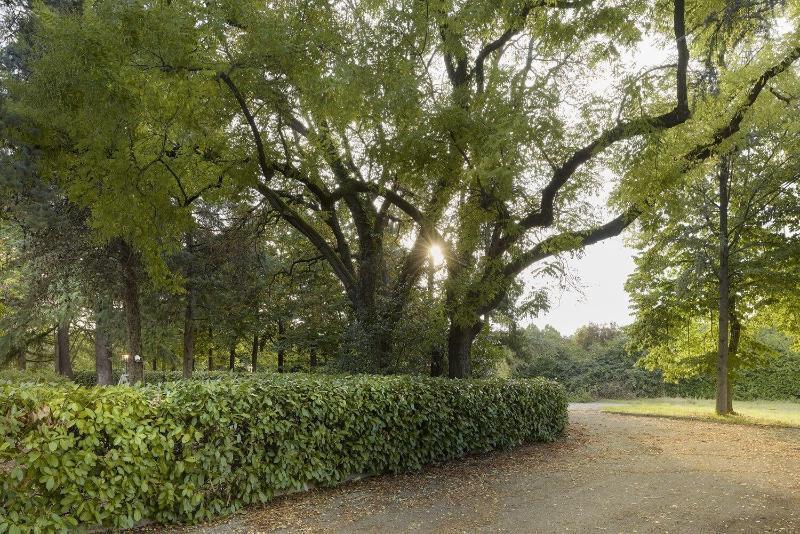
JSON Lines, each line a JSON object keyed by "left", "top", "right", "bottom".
{"left": 10, "top": 0, "right": 800, "bottom": 377}
{"left": 627, "top": 117, "right": 800, "bottom": 414}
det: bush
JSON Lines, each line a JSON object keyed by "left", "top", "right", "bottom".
{"left": 0, "top": 375, "right": 566, "bottom": 530}
{"left": 70, "top": 369, "right": 261, "bottom": 387}
{"left": 0, "top": 369, "right": 72, "bottom": 386}
{"left": 665, "top": 352, "right": 800, "bottom": 400}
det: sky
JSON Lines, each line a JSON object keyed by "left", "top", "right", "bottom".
{"left": 528, "top": 234, "right": 636, "bottom": 335}
{"left": 521, "top": 34, "right": 668, "bottom": 336}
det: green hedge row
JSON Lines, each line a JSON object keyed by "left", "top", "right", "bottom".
{"left": 0, "top": 375, "right": 567, "bottom": 531}
{"left": 69, "top": 369, "right": 261, "bottom": 387}
{"left": 665, "top": 353, "right": 800, "bottom": 400}
{"left": 0, "top": 369, "right": 73, "bottom": 386}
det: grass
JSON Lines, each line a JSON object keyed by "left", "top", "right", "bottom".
{"left": 600, "top": 397, "right": 800, "bottom": 428}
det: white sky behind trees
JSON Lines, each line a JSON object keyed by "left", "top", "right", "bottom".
{"left": 522, "top": 35, "right": 669, "bottom": 336}
{"left": 528, "top": 235, "right": 636, "bottom": 335}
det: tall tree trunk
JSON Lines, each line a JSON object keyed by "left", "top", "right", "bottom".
{"left": 119, "top": 242, "right": 144, "bottom": 383}
{"left": 309, "top": 347, "right": 318, "bottom": 368}
{"left": 182, "top": 232, "right": 195, "bottom": 378}
{"left": 430, "top": 347, "right": 445, "bottom": 377}
{"left": 716, "top": 158, "right": 733, "bottom": 415}
{"left": 229, "top": 345, "right": 236, "bottom": 371}
{"left": 182, "top": 286, "right": 195, "bottom": 378}
{"left": 251, "top": 333, "right": 259, "bottom": 372}
{"left": 727, "top": 296, "right": 742, "bottom": 414}
{"left": 426, "top": 254, "right": 444, "bottom": 377}
{"left": 15, "top": 347, "right": 25, "bottom": 371}
{"left": 447, "top": 320, "right": 483, "bottom": 378}
{"left": 55, "top": 321, "right": 73, "bottom": 378}
{"left": 208, "top": 328, "right": 214, "bottom": 371}
{"left": 94, "top": 303, "right": 113, "bottom": 386}
{"left": 277, "top": 320, "right": 285, "bottom": 373}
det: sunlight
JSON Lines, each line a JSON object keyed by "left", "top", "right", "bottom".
{"left": 429, "top": 244, "right": 445, "bottom": 267}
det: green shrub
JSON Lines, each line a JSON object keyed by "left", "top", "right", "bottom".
{"left": 0, "top": 369, "right": 72, "bottom": 386}
{"left": 70, "top": 369, "right": 262, "bottom": 387}
{"left": 665, "top": 353, "right": 800, "bottom": 400}
{"left": 0, "top": 375, "right": 566, "bottom": 530}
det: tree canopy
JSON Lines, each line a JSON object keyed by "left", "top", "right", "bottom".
{"left": 1, "top": 0, "right": 799, "bottom": 384}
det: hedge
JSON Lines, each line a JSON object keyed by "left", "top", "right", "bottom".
{"left": 666, "top": 353, "right": 800, "bottom": 400}
{"left": 0, "top": 375, "right": 567, "bottom": 531}
{"left": 0, "top": 369, "right": 72, "bottom": 386}
{"left": 70, "top": 369, "right": 260, "bottom": 387}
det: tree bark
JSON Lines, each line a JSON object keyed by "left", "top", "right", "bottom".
{"left": 182, "top": 232, "right": 195, "bottom": 378}
{"left": 447, "top": 320, "right": 483, "bottom": 378}
{"left": 182, "top": 285, "right": 195, "bottom": 378}
{"left": 251, "top": 333, "right": 259, "bottom": 372}
{"left": 15, "top": 347, "right": 26, "bottom": 371}
{"left": 430, "top": 347, "right": 445, "bottom": 377}
{"left": 94, "top": 303, "right": 113, "bottom": 386}
{"left": 309, "top": 347, "right": 318, "bottom": 368}
{"left": 119, "top": 241, "right": 144, "bottom": 383}
{"left": 716, "top": 158, "right": 733, "bottom": 415}
{"left": 55, "top": 321, "right": 73, "bottom": 378}
{"left": 207, "top": 328, "right": 214, "bottom": 371}
{"left": 229, "top": 345, "right": 236, "bottom": 371}
{"left": 426, "top": 254, "right": 444, "bottom": 377}
{"left": 727, "top": 296, "right": 742, "bottom": 414}
{"left": 277, "top": 320, "right": 285, "bottom": 373}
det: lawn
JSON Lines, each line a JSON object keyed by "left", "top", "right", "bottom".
{"left": 601, "top": 397, "right": 800, "bottom": 428}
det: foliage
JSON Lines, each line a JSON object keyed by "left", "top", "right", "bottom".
{"left": 665, "top": 351, "right": 800, "bottom": 400}
{"left": 68, "top": 369, "right": 260, "bottom": 387}
{"left": 0, "top": 374, "right": 567, "bottom": 530}
{"left": 0, "top": 368, "right": 71, "bottom": 385}
{"left": 508, "top": 323, "right": 800, "bottom": 401}
{"left": 5, "top": 0, "right": 794, "bottom": 375}
{"left": 510, "top": 324, "right": 664, "bottom": 400}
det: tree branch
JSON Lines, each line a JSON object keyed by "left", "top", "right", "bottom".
{"left": 218, "top": 71, "right": 358, "bottom": 298}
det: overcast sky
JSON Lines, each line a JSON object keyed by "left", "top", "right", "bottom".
{"left": 528, "top": 234, "right": 636, "bottom": 335}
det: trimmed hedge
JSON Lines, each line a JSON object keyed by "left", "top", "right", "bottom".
{"left": 70, "top": 369, "right": 258, "bottom": 387}
{"left": 0, "top": 369, "right": 72, "bottom": 386}
{"left": 0, "top": 375, "right": 566, "bottom": 530}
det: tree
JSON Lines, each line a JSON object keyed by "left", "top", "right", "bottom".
{"left": 627, "top": 120, "right": 800, "bottom": 414}
{"left": 9, "top": 0, "right": 800, "bottom": 378}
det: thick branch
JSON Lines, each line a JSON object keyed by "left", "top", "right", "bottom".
{"left": 218, "top": 72, "right": 358, "bottom": 298}
{"left": 473, "top": 0, "right": 590, "bottom": 93}
{"left": 686, "top": 45, "right": 800, "bottom": 162}
{"left": 514, "top": 0, "right": 690, "bottom": 233}
{"left": 503, "top": 206, "right": 641, "bottom": 279}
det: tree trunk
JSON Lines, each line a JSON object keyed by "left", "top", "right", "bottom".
{"left": 277, "top": 320, "right": 285, "bottom": 373}
{"left": 427, "top": 255, "right": 444, "bottom": 377}
{"left": 309, "top": 347, "right": 318, "bottom": 368}
{"left": 430, "top": 347, "right": 445, "bottom": 377}
{"left": 251, "top": 333, "right": 259, "bottom": 372}
{"left": 182, "top": 286, "right": 195, "bottom": 378}
{"left": 55, "top": 321, "right": 73, "bottom": 378}
{"left": 120, "top": 242, "right": 144, "bottom": 384}
{"left": 208, "top": 328, "right": 214, "bottom": 371}
{"left": 229, "top": 345, "right": 236, "bottom": 371}
{"left": 15, "top": 347, "right": 26, "bottom": 371}
{"left": 727, "top": 297, "right": 742, "bottom": 414}
{"left": 94, "top": 304, "right": 113, "bottom": 386}
{"left": 716, "top": 158, "right": 733, "bottom": 415}
{"left": 447, "top": 320, "right": 483, "bottom": 378}
{"left": 182, "top": 232, "right": 195, "bottom": 378}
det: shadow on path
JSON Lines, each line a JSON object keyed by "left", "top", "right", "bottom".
{"left": 149, "top": 407, "right": 800, "bottom": 533}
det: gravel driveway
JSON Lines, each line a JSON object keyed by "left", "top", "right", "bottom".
{"left": 153, "top": 405, "right": 800, "bottom": 533}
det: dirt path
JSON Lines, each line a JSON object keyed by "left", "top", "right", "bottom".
{"left": 159, "top": 406, "right": 800, "bottom": 533}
